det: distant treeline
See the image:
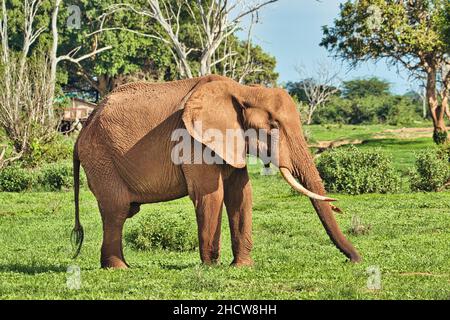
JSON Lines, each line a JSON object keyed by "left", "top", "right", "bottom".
{"left": 286, "top": 77, "right": 425, "bottom": 126}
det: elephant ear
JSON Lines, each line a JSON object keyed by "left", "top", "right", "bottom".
{"left": 182, "top": 80, "right": 247, "bottom": 168}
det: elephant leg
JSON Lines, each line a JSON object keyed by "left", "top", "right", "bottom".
{"left": 224, "top": 168, "right": 254, "bottom": 267}
{"left": 184, "top": 164, "right": 224, "bottom": 265}
{"left": 83, "top": 153, "right": 132, "bottom": 269}
{"left": 99, "top": 203, "right": 129, "bottom": 269}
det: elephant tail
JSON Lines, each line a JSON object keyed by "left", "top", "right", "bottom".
{"left": 71, "top": 142, "right": 84, "bottom": 259}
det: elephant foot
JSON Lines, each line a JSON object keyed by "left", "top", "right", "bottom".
{"left": 231, "top": 258, "right": 254, "bottom": 267}
{"left": 201, "top": 258, "right": 221, "bottom": 266}
{"left": 101, "top": 257, "right": 129, "bottom": 270}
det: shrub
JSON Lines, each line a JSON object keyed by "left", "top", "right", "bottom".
{"left": 316, "top": 146, "right": 401, "bottom": 195}
{"left": 378, "top": 96, "right": 421, "bottom": 126}
{"left": 24, "top": 136, "right": 74, "bottom": 167}
{"left": 409, "top": 148, "right": 450, "bottom": 192}
{"left": 312, "top": 96, "right": 352, "bottom": 124}
{"left": 0, "top": 165, "right": 33, "bottom": 192}
{"left": 433, "top": 130, "right": 448, "bottom": 145}
{"left": 312, "top": 95, "right": 422, "bottom": 125}
{"left": 126, "top": 212, "right": 197, "bottom": 252}
{"left": 38, "top": 162, "right": 73, "bottom": 191}
{"left": 437, "top": 143, "right": 450, "bottom": 163}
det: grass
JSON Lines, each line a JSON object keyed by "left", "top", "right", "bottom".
{"left": 307, "top": 124, "right": 436, "bottom": 172}
{"left": 306, "top": 124, "right": 400, "bottom": 142}
{"left": 0, "top": 124, "right": 449, "bottom": 300}
{"left": 357, "top": 137, "right": 434, "bottom": 172}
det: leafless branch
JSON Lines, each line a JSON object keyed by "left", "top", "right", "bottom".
{"left": 108, "top": 0, "right": 278, "bottom": 78}
{"left": 295, "top": 61, "right": 341, "bottom": 125}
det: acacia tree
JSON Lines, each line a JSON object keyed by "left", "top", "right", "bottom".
{"left": 321, "top": 0, "right": 450, "bottom": 144}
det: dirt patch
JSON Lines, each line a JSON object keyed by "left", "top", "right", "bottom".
{"left": 374, "top": 127, "right": 434, "bottom": 139}
{"left": 310, "top": 126, "right": 434, "bottom": 154}
{"left": 310, "top": 139, "right": 363, "bottom": 150}
{"left": 310, "top": 139, "right": 364, "bottom": 149}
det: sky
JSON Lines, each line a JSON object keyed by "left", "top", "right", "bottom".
{"left": 243, "top": 0, "right": 413, "bottom": 94}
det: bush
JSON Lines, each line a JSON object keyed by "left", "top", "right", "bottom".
{"left": 0, "top": 165, "right": 33, "bottom": 192}
{"left": 433, "top": 130, "right": 448, "bottom": 145}
{"left": 409, "top": 148, "right": 450, "bottom": 192}
{"left": 126, "top": 212, "right": 197, "bottom": 252}
{"left": 316, "top": 146, "right": 401, "bottom": 195}
{"left": 38, "top": 162, "right": 73, "bottom": 191}
{"left": 24, "top": 135, "right": 74, "bottom": 167}
{"left": 437, "top": 143, "right": 450, "bottom": 163}
{"left": 312, "top": 95, "right": 422, "bottom": 125}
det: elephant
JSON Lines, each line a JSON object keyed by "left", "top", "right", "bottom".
{"left": 72, "top": 74, "right": 361, "bottom": 269}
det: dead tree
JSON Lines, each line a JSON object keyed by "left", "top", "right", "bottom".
{"left": 102, "top": 0, "right": 278, "bottom": 79}
{"left": 0, "top": 0, "right": 110, "bottom": 163}
{"left": 295, "top": 62, "right": 340, "bottom": 125}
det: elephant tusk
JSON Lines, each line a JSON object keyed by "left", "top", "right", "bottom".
{"left": 279, "top": 167, "right": 337, "bottom": 202}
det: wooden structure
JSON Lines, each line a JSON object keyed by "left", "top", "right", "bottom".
{"left": 63, "top": 98, "right": 97, "bottom": 122}
{"left": 60, "top": 98, "right": 97, "bottom": 133}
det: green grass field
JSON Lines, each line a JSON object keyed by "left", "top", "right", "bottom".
{"left": 0, "top": 124, "right": 449, "bottom": 300}
{"left": 308, "top": 124, "right": 436, "bottom": 171}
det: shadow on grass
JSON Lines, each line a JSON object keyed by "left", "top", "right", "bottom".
{"left": 0, "top": 262, "right": 67, "bottom": 275}
{"left": 361, "top": 138, "right": 432, "bottom": 148}
{"left": 159, "top": 262, "right": 199, "bottom": 271}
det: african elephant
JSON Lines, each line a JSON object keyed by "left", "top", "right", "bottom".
{"left": 72, "top": 75, "right": 361, "bottom": 269}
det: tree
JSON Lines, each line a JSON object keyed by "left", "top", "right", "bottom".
{"left": 321, "top": 0, "right": 450, "bottom": 144}
{"left": 292, "top": 62, "right": 340, "bottom": 125}
{"left": 0, "top": 0, "right": 56, "bottom": 161}
{"left": 0, "top": 0, "right": 109, "bottom": 162}
{"left": 217, "top": 35, "right": 279, "bottom": 86}
{"left": 60, "top": 0, "right": 175, "bottom": 98}
{"left": 342, "top": 77, "right": 391, "bottom": 99}
{"left": 103, "top": 0, "right": 279, "bottom": 81}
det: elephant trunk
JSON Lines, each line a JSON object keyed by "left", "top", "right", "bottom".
{"left": 283, "top": 141, "right": 361, "bottom": 263}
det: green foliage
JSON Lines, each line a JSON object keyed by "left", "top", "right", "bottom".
{"left": 313, "top": 94, "right": 421, "bottom": 125}
{"left": 0, "top": 165, "right": 33, "bottom": 192}
{"left": 286, "top": 80, "right": 340, "bottom": 105}
{"left": 59, "top": 0, "right": 176, "bottom": 95}
{"left": 232, "top": 41, "right": 279, "bottom": 86}
{"left": 57, "top": 1, "right": 279, "bottom": 95}
{"left": 320, "top": 0, "right": 449, "bottom": 143}
{"left": 321, "top": 0, "right": 448, "bottom": 65}
{"left": 410, "top": 148, "right": 450, "bottom": 192}
{"left": 433, "top": 130, "right": 448, "bottom": 145}
{"left": 24, "top": 136, "right": 73, "bottom": 167}
{"left": 316, "top": 146, "right": 401, "bottom": 195}
{"left": 342, "top": 78, "right": 391, "bottom": 99}
{"left": 126, "top": 212, "right": 197, "bottom": 252}
{"left": 38, "top": 162, "right": 73, "bottom": 191}
{"left": 0, "top": 159, "right": 84, "bottom": 192}
{"left": 437, "top": 143, "right": 450, "bottom": 162}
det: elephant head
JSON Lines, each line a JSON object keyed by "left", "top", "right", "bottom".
{"left": 182, "top": 80, "right": 361, "bottom": 262}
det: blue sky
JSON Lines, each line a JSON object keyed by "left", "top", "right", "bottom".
{"left": 244, "top": 0, "right": 412, "bottom": 94}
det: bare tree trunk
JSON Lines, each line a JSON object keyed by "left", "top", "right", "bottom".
{"left": 48, "top": 0, "right": 62, "bottom": 119}
{"left": 442, "top": 85, "right": 450, "bottom": 122}
{"left": 307, "top": 107, "right": 315, "bottom": 125}
{"left": 426, "top": 67, "right": 448, "bottom": 144}
{"left": 443, "top": 70, "right": 450, "bottom": 121}
{"left": 0, "top": 0, "right": 111, "bottom": 164}
{"left": 105, "top": 0, "right": 277, "bottom": 79}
